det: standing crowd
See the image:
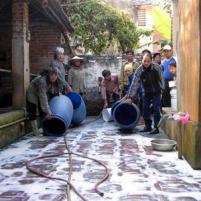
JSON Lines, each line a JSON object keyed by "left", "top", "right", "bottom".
{"left": 26, "top": 45, "right": 176, "bottom": 136}
{"left": 101, "top": 45, "right": 176, "bottom": 135}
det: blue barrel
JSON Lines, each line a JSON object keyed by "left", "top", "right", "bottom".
{"left": 43, "top": 95, "right": 73, "bottom": 136}
{"left": 66, "top": 92, "right": 86, "bottom": 125}
{"left": 112, "top": 101, "right": 140, "bottom": 129}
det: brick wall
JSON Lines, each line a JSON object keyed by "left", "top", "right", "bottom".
{"left": 29, "top": 19, "right": 62, "bottom": 74}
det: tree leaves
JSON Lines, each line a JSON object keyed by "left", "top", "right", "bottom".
{"left": 66, "top": 0, "right": 152, "bottom": 55}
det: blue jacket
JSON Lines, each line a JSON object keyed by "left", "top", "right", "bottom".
{"left": 162, "top": 57, "right": 176, "bottom": 81}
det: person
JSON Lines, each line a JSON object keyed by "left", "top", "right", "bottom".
{"left": 101, "top": 69, "right": 120, "bottom": 109}
{"left": 68, "top": 56, "right": 86, "bottom": 96}
{"left": 26, "top": 67, "right": 70, "bottom": 136}
{"left": 124, "top": 63, "right": 143, "bottom": 114}
{"left": 142, "top": 49, "right": 152, "bottom": 56}
{"left": 51, "top": 47, "right": 72, "bottom": 92}
{"left": 120, "top": 50, "right": 139, "bottom": 96}
{"left": 161, "top": 45, "right": 176, "bottom": 107}
{"left": 124, "top": 53, "right": 164, "bottom": 134}
{"left": 169, "top": 61, "right": 176, "bottom": 78}
{"left": 153, "top": 52, "right": 162, "bottom": 65}
{"left": 124, "top": 63, "right": 135, "bottom": 89}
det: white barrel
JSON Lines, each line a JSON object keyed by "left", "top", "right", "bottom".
{"left": 170, "top": 87, "right": 177, "bottom": 112}
{"left": 102, "top": 108, "right": 113, "bottom": 122}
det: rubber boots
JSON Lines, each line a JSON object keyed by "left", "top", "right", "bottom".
{"left": 31, "top": 120, "right": 43, "bottom": 137}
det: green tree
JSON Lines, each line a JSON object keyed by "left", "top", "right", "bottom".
{"left": 65, "top": 0, "right": 152, "bottom": 54}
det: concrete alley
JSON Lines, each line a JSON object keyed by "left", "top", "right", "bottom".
{"left": 0, "top": 118, "right": 201, "bottom": 201}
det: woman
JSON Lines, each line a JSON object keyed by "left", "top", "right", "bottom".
{"left": 68, "top": 56, "right": 86, "bottom": 96}
{"left": 26, "top": 67, "right": 70, "bottom": 136}
{"left": 125, "top": 53, "right": 164, "bottom": 134}
{"left": 51, "top": 47, "right": 72, "bottom": 92}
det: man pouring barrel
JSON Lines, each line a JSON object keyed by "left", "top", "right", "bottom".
{"left": 123, "top": 53, "right": 164, "bottom": 135}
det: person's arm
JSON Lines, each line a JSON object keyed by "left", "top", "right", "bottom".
{"left": 38, "top": 80, "right": 52, "bottom": 118}
{"left": 68, "top": 68, "right": 73, "bottom": 87}
{"left": 100, "top": 80, "right": 108, "bottom": 108}
{"left": 126, "top": 66, "right": 143, "bottom": 100}
{"left": 119, "top": 64, "right": 125, "bottom": 91}
{"left": 133, "top": 62, "right": 140, "bottom": 72}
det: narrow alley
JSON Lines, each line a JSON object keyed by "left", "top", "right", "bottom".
{"left": 0, "top": 118, "right": 201, "bottom": 201}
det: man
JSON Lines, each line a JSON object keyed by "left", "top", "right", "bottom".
{"left": 120, "top": 50, "right": 139, "bottom": 95}
{"left": 124, "top": 53, "right": 164, "bottom": 135}
{"left": 26, "top": 67, "right": 70, "bottom": 136}
{"left": 68, "top": 56, "right": 86, "bottom": 96}
{"left": 161, "top": 45, "right": 176, "bottom": 107}
{"left": 101, "top": 69, "right": 120, "bottom": 109}
{"left": 51, "top": 47, "right": 72, "bottom": 92}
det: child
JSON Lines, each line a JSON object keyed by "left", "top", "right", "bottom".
{"left": 169, "top": 62, "right": 176, "bottom": 78}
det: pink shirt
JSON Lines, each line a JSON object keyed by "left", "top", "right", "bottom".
{"left": 101, "top": 75, "right": 120, "bottom": 100}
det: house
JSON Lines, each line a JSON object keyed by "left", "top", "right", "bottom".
{"left": 0, "top": 0, "right": 73, "bottom": 109}
{"left": 0, "top": 0, "right": 73, "bottom": 147}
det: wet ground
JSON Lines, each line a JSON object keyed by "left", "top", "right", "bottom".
{"left": 0, "top": 117, "right": 201, "bottom": 201}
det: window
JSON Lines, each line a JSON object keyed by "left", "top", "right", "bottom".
{"left": 137, "top": 8, "right": 146, "bottom": 27}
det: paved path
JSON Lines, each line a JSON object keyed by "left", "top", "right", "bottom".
{"left": 0, "top": 118, "right": 201, "bottom": 201}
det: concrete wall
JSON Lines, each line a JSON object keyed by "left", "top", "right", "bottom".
{"left": 82, "top": 56, "right": 122, "bottom": 115}
{"left": 175, "top": 0, "right": 201, "bottom": 122}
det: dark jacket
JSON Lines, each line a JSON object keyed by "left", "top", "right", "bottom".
{"left": 127, "top": 63, "right": 164, "bottom": 98}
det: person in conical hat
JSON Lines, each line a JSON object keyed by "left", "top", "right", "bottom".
{"left": 69, "top": 56, "right": 84, "bottom": 65}
{"left": 68, "top": 56, "right": 86, "bottom": 96}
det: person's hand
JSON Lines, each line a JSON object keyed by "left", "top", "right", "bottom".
{"left": 124, "top": 98, "right": 133, "bottom": 104}
{"left": 120, "top": 95, "right": 127, "bottom": 102}
{"left": 67, "top": 86, "right": 73, "bottom": 92}
{"left": 45, "top": 112, "right": 52, "bottom": 120}
{"left": 103, "top": 101, "right": 108, "bottom": 109}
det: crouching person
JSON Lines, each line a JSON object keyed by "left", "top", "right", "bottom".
{"left": 26, "top": 67, "right": 70, "bottom": 136}
{"left": 101, "top": 69, "right": 120, "bottom": 109}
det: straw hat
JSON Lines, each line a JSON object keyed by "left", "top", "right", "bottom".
{"left": 69, "top": 56, "right": 84, "bottom": 64}
{"left": 163, "top": 45, "right": 172, "bottom": 51}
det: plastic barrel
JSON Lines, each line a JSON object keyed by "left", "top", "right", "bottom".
{"left": 112, "top": 101, "right": 140, "bottom": 129}
{"left": 102, "top": 108, "right": 113, "bottom": 122}
{"left": 43, "top": 95, "right": 73, "bottom": 136}
{"left": 170, "top": 87, "right": 177, "bottom": 112}
{"left": 66, "top": 92, "right": 86, "bottom": 125}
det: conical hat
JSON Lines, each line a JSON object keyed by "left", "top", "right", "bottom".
{"left": 69, "top": 56, "right": 84, "bottom": 64}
